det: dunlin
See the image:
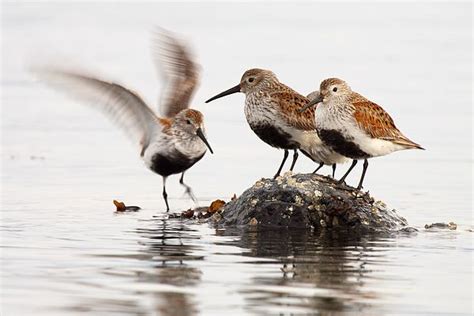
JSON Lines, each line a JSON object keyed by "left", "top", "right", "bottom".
{"left": 306, "top": 90, "right": 339, "bottom": 177}
{"left": 301, "top": 78, "right": 424, "bottom": 189}
{"left": 205, "top": 68, "right": 347, "bottom": 178}
{"left": 34, "top": 31, "right": 213, "bottom": 211}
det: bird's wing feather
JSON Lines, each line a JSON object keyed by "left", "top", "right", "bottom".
{"left": 352, "top": 94, "right": 423, "bottom": 149}
{"left": 152, "top": 30, "right": 200, "bottom": 118}
{"left": 270, "top": 89, "right": 316, "bottom": 131}
{"left": 34, "top": 68, "right": 161, "bottom": 153}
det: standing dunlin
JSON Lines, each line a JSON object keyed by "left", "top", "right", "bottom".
{"left": 34, "top": 31, "right": 213, "bottom": 211}
{"left": 300, "top": 78, "right": 424, "bottom": 189}
{"left": 306, "top": 90, "right": 339, "bottom": 177}
{"left": 205, "top": 69, "right": 347, "bottom": 178}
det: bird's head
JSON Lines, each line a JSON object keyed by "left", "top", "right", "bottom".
{"left": 300, "top": 78, "right": 352, "bottom": 113}
{"left": 205, "top": 68, "right": 278, "bottom": 103}
{"left": 174, "top": 109, "right": 213, "bottom": 153}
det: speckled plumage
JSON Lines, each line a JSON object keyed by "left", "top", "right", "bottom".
{"left": 304, "top": 77, "right": 423, "bottom": 189}
{"left": 34, "top": 30, "right": 213, "bottom": 211}
{"left": 206, "top": 68, "right": 346, "bottom": 178}
{"left": 315, "top": 78, "right": 423, "bottom": 156}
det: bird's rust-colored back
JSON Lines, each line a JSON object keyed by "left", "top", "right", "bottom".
{"left": 158, "top": 117, "right": 173, "bottom": 134}
{"left": 351, "top": 93, "right": 423, "bottom": 149}
{"left": 267, "top": 82, "right": 316, "bottom": 131}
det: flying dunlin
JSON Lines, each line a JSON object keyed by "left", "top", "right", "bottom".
{"left": 34, "top": 31, "right": 213, "bottom": 211}
{"left": 205, "top": 68, "right": 347, "bottom": 178}
{"left": 301, "top": 78, "right": 424, "bottom": 189}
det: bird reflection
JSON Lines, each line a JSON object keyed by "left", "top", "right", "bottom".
{"left": 233, "top": 229, "right": 393, "bottom": 314}
{"left": 129, "top": 220, "right": 394, "bottom": 315}
{"left": 135, "top": 217, "right": 203, "bottom": 316}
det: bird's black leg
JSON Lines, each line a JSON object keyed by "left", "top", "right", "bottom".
{"left": 274, "top": 149, "right": 289, "bottom": 179}
{"left": 338, "top": 159, "right": 358, "bottom": 185}
{"left": 162, "top": 177, "right": 170, "bottom": 212}
{"left": 312, "top": 162, "right": 324, "bottom": 174}
{"left": 357, "top": 159, "right": 369, "bottom": 190}
{"left": 289, "top": 149, "right": 299, "bottom": 172}
{"left": 332, "top": 164, "right": 337, "bottom": 178}
{"left": 179, "top": 172, "right": 197, "bottom": 202}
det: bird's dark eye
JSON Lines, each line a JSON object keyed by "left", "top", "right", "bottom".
{"left": 186, "top": 119, "right": 191, "bottom": 125}
{"left": 332, "top": 87, "right": 338, "bottom": 92}
{"left": 248, "top": 77, "right": 254, "bottom": 83}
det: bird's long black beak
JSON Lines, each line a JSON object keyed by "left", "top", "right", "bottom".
{"left": 299, "top": 95, "right": 324, "bottom": 113}
{"left": 196, "top": 128, "right": 214, "bottom": 154}
{"left": 205, "top": 84, "right": 241, "bottom": 103}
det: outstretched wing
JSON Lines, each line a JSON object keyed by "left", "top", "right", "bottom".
{"left": 33, "top": 68, "right": 161, "bottom": 154}
{"left": 152, "top": 29, "right": 200, "bottom": 118}
{"left": 352, "top": 94, "right": 423, "bottom": 149}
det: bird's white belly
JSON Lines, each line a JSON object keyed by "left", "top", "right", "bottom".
{"left": 355, "top": 130, "right": 406, "bottom": 157}
{"left": 282, "top": 126, "right": 348, "bottom": 164}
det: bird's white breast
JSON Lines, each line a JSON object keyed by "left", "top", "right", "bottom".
{"left": 315, "top": 101, "right": 406, "bottom": 157}
{"left": 285, "top": 127, "right": 348, "bottom": 164}
{"left": 244, "top": 94, "right": 279, "bottom": 126}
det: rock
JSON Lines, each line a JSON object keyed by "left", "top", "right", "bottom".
{"left": 424, "top": 222, "right": 457, "bottom": 230}
{"left": 217, "top": 172, "right": 408, "bottom": 232}
{"left": 398, "top": 226, "right": 418, "bottom": 234}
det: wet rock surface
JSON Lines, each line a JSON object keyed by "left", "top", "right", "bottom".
{"left": 217, "top": 172, "right": 408, "bottom": 232}
{"left": 424, "top": 222, "right": 457, "bottom": 230}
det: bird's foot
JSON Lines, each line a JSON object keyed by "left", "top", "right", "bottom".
{"left": 183, "top": 187, "right": 197, "bottom": 203}
{"left": 353, "top": 190, "right": 370, "bottom": 199}
{"left": 337, "top": 180, "right": 355, "bottom": 191}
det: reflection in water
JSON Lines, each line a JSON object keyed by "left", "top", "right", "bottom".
{"left": 115, "top": 217, "right": 396, "bottom": 315}
{"left": 7, "top": 211, "right": 468, "bottom": 316}
{"left": 135, "top": 217, "right": 203, "bottom": 316}
{"left": 62, "top": 214, "right": 466, "bottom": 315}
{"left": 232, "top": 229, "right": 392, "bottom": 314}
{"left": 70, "top": 216, "right": 205, "bottom": 316}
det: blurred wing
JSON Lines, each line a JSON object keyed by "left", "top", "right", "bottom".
{"left": 271, "top": 89, "right": 316, "bottom": 131}
{"left": 152, "top": 30, "right": 200, "bottom": 118}
{"left": 352, "top": 95, "right": 423, "bottom": 149}
{"left": 34, "top": 68, "right": 161, "bottom": 154}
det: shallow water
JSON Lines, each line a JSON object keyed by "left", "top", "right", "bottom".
{"left": 1, "top": 2, "right": 473, "bottom": 315}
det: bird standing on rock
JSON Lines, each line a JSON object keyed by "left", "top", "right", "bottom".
{"left": 34, "top": 30, "right": 213, "bottom": 211}
{"left": 300, "top": 78, "right": 424, "bottom": 189}
{"left": 306, "top": 90, "right": 343, "bottom": 178}
{"left": 206, "top": 68, "right": 347, "bottom": 179}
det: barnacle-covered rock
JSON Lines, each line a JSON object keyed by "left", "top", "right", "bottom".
{"left": 217, "top": 172, "right": 408, "bottom": 232}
